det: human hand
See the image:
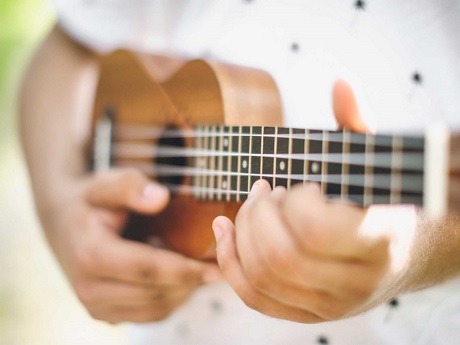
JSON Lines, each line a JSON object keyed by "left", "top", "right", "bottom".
{"left": 213, "top": 180, "right": 419, "bottom": 322}
{"left": 211, "top": 80, "right": 418, "bottom": 322}
{"left": 41, "top": 169, "right": 221, "bottom": 323}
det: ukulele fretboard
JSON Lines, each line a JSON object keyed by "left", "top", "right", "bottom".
{"left": 191, "top": 125, "right": 425, "bottom": 206}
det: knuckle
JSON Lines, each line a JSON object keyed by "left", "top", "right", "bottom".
{"left": 286, "top": 190, "right": 324, "bottom": 238}
{"left": 348, "top": 274, "right": 379, "bottom": 301}
{"left": 136, "top": 262, "right": 158, "bottom": 282}
{"left": 299, "top": 221, "right": 328, "bottom": 252}
{"left": 321, "top": 304, "right": 349, "bottom": 321}
{"left": 239, "top": 192, "right": 269, "bottom": 225}
{"left": 75, "top": 283, "right": 96, "bottom": 306}
{"left": 150, "top": 289, "right": 166, "bottom": 301}
{"left": 331, "top": 268, "right": 377, "bottom": 302}
{"left": 141, "top": 305, "right": 173, "bottom": 322}
{"left": 74, "top": 246, "right": 96, "bottom": 275}
{"left": 267, "top": 245, "right": 294, "bottom": 273}
{"left": 348, "top": 281, "right": 375, "bottom": 301}
{"left": 217, "top": 253, "right": 230, "bottom": 273}
{"left": 246, "top": 266, "right": 268, "bottom": 291}
{"left": 247, "top": 197, "right": 271, "bottom": 228}
{"left": 119, "top": 169, "right": 144, "bottom": 185}
{"left": 235, "top": 199, "right": 255, "bottom": 228}
{"left": 240, "top": 289, "right": 261, "bottom": 311}
{"left": 311, "top": 295, "right": 351, "bottom": 321}
{"left": 88, "top": 308, "right": 112, "bottom": 323}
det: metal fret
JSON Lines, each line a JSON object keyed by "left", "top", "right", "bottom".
{"left": 262, "top": 127, "right": 275, "bottom": 187}
{"left": 303, "top": 129, "right": 309, "bottom": 185}
{"left": 363, "top": 133, "right": 375, "bottom": 206}
{"left": 401, "top": 136, "right": 425, "bottom": 205}
{"left": 208, "top": 125, "right": 216, "bottom": 200}
{"left": 260, "top": 127, "right": 264, "bottom": 182}
{"left": 230, "top": 126, "right": 239, "bottom": 202}
{"left": 287, "top": 128, "right": 293, "bottom": 189}
{"left": 275, "top": 127, "right": 289, "bottom": 188}
{"left": 372, "top": 134, "right": 393, "bottom": 204}
{"left": 193, "top": 126, "right": 201, "bottom": 199}
{"left": 291, "top": 128, "right": 305, "bottom": 188}
{"left": 326, "top": 131, "right": 343, "bottom": 198}
{"left": 217, "top": 125, "right": 224, "bottom": 201}
{"left": 341, "top": 129, "right": 350, "bottom": 199}
{"left": 348, "top": 132, "right": 366, "bottom": 205}
{"left": 251, "top": 127, "right": 262, "bottom": 189}
{"left": 390, "top": 136, "right": 403, "bottom": 204}
{"left": 248, "top": 126, "right": 253, "bottom": 194}
{"left": 201, "top": 125, "right": 208, "bottom": 200}
{"left": 308, "top": 130, "right": 323, "bottom": 187}
{"left": 321, "top": 131, "right": 329, "bottom": 194}
{"left": 236, "top": 126, "right": 243, "bottom": 202}
{"left": 240, "top": 126, "right": 250, "bottom": 200}
{"left": 273, "top": 127, "right": 278, "bottom": 188}
{"left": 224, "top": 126, "right": 231, "bottom": 202}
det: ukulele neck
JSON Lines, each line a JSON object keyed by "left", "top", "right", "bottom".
{"left": 94, "top": 113, "right": 451, "bottom": 218}
{"left": 191, "top": 125, "right": 449, "bottom": 217}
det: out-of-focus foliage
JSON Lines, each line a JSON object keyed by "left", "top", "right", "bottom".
{"left": 0, "top": 2, "right": 122, "bottom": 344}
{"left": 0, "top": 0, "right": 53, "bottom": 157}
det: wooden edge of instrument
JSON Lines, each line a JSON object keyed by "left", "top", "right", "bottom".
{"left": 93, "top": 51, "right": 284, "bottom": 259}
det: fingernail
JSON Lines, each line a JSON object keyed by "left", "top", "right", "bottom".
{"left": 248, "top": 181, "right": 261, "bottom": 199}
{"left": 305, "top": 182, "right": 321, "bottom": 193}
{"left": 213, "top": 224, "right": 223, "bottom": 242}
{"left": 142, "top": 183, "right": 167, "bottom": 199}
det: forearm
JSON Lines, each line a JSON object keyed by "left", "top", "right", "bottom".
{"left": 359, "top": 207, "right": 460, "bottom": 304}
{"left": 410, "top": 213, "right": 460, "bottom": 290}
{"left": 20, "top": 25, "right": 99, "bottom": 215}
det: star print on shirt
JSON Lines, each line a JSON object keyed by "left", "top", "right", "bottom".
{"left": 354, "top": 0, "right": 366, "bottom": 11}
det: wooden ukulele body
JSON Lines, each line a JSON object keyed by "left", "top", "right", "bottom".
{"left": 92, "top": 51, "right": 283, "bottom": 258}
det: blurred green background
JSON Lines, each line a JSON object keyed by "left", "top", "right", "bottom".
{"left": 0, "top": 1, "right": 123, "bottom": 344}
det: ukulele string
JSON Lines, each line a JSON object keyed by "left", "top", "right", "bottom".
{"left": 148, "top": 182, "right": 422, "bottom": 204}
{"left": 114, "top": 125, "right": 424, "bottom": 149}
{"left": 111, "top": 143, "right": 424, "bottom": 170}
{"left": 109, "top": 126, "right": 424, "bottom": 195}
{"left": 114, "top": 160, "right": 423, "bottom": 193}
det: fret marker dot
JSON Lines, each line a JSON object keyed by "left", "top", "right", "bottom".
{"left": 242, "top": 160, "right": 248, "bottom": 169}
{"left": 279, "top": 161, "right": 286, "bottom": 171}
{"left": 222, "top": 180, "right": 227, "bottom": 189}
{"left": 311, "top": 162, "right": 320, "bottom": 173}
{"left": 223, "top": 138, "right": 229, "bottom": 147}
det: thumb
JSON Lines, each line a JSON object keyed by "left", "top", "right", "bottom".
{"left": 333, "top": 79, "right": 372, "bottom": 133}
{"left": 85, "top": 169, "right": 170, "bottom": 214}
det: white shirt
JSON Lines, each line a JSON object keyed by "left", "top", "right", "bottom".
{"left": 55, "top": 1, "right": 460, "bottom": 344}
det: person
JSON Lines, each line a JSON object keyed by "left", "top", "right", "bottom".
{"left": 20, "top": 1, "right": 460, "bottom": 344}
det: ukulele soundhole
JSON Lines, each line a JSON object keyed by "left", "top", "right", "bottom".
{"left": 155, "top": 126, "right": 187, "bottom": 187}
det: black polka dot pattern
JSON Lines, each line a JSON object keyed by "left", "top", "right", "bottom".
{"left": 210, "top": 299, "right": 223, "bottom": 313}
{"left": 317, "top": 335, "right": 329, "bottom": 344}
{"left": 412, "top": 72, "right": 423, "bottom": 85}
{"left": 388, "top": 298, "right": 400, "bottom": 308}
{"left": 354, "top": 0, "right": 366, "bottom": 11}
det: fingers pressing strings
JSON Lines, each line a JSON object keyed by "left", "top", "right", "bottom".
{"left": 213, "top": 216, "right": 325, "bottom": 324}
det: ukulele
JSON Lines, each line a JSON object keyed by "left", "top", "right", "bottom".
{"left": 90, "top": 51, "right": 459, "bottom": 259}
